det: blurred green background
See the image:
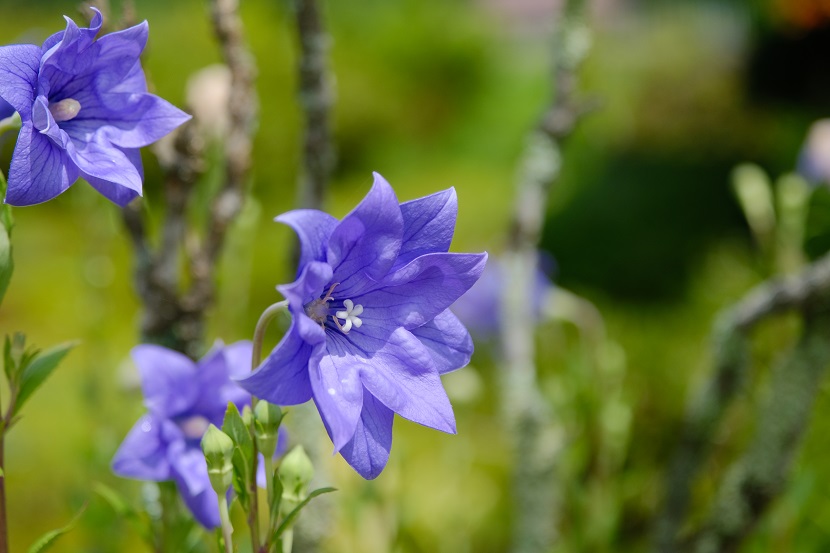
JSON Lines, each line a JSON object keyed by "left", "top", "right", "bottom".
{"left": 2, "top": 0, "right": 830, "bottom": 551}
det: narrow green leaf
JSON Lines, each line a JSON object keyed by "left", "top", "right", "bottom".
{"left": 273, "top": 487, "right": 336, "bottom": 540}
{"left": 222, "top": 402, "right": 253, "bottom": 464}
{"left": 14, "top": 341, "right": 77, "bottom": 416}
{"left": 3, "top": 335, "right": 13, "bottom": 383}
{"left": 269, "top": 468, "right": 283, "bottom": 533}
{"left": 93, "top": 483, "right": 153, "bottom": 544}
{"left": 26, "top": 505, "right": 86, "bottom": 553}
{"left": 230, "top": 447, "right": 250, "bottom": 509}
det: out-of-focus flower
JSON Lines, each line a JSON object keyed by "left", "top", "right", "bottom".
{"left": 239, "top": 173, "right": 487, "bottom": 479}
{"left": 798, "top": 119, "right": 830, "bottom": 185}
{"left": 0, "top": 9, "right": 189, "bottom": 206}
{"left": 112, "top": 342, "right": 254, "bottom": 528}
{"left": 451, "top": 255, "right": 554, "bottom": 340}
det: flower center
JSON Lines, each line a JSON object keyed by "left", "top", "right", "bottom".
{"left": 302, "top": 282, "right": 364, "bottom": 334}
{"left": 49, "top": 98, "right": 81, "bottom": 123}
{"left": 179, "top": 415, "right": 211, "bottom": 440}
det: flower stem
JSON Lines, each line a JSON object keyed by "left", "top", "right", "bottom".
{"left": 265, "top": 455, "right": 276, "bottom": 507}
{"left": 252, "top": 300, "right": 289, "bottom": 371}
{"left": 249, "top": 300, "right": 289, "bottom": 552}
{"left": 0, "top": 431, "right": 7, "bottom": 553}
{"left": 218, "top": 496, "right": 234, "bottom": 553}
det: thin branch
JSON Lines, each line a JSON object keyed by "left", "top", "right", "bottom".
{"left": 501, "top": 7, "right": 590, "bottom": 553}
{"left": 687, "top": 310, "right": 830, "bottom": 553}
{"left": 294, "top": 0, "right": 334, "bottom": 211}
{"left": 186, "top": 0, "right": 258, "bottom": 313}
{"left": 654, "top": 250, "right": 830, "bottom": 552}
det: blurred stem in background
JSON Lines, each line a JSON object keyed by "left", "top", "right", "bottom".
{"left": 654, "top": 240, "right": 830, "bottom": 551}
{"left": 293, "top": 0, "right": 334, "bottom": 213}
{"left": 501, "top": 1, "right": 592, "bottom": 551}
{"left": 121, "top": 0, "right": 257, "bottom": 358}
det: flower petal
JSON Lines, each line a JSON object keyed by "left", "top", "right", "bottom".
{"left": 276, "top": 209, "right": 339, "bottom": 275}
{"left": 338, "top": 393, "right": 394, "bottom": 479}
{"left": 5, "top": 122, "right": 78, "bottom": 206}
{"left": 358, "top": 252, "right": 488, "bottom": 330}
{"left": 237, "top": 319, "right": 314, "bottom": 405}
{"left": 0, "top": 98, "right": 14, "bottom": 120}
{"left": 67, "top": 136, "right": 143, "bottom": 197}
{"left": 63, "top": 92, "right": 191, "bottom": 150}
{"left": 357, "top": 327, "right": 456, "bottom": 434}
{"left": 111, "top": 414, "right": 172, "bottom": 481}
{"left": 0, "top": 44, "right": 39, "bottom": 118}
{"left": 326, "top": 173, "right": 404, "bottom": 297}
{"left": 132, "top": 344, "right": 198, "bottom": 418}
{"left": 312, "top": 336, "right": 364, "bottom": 452}
{"left": 396, "top": 187, "right": 457, "bottom": 267}
{"left": 169, "top": 443, "right": 220, "bottom": 529}
{"left": 190, "top": 341, "right": 251, "bottom": 419}
{"left": 277, "top": 260, "right": 333, "bottom": 315}
{"left": 411, "top": 309, "right": 473, "bottom": 374}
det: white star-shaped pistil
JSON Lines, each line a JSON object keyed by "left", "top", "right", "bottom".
{"left": 335, "top": 299, "right": 363, "bottom": 333}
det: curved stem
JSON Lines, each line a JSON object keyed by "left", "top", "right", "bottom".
{"left": 249, "top": 300, "right": 289, "bottom": 552}
{"left": 252, "top": 301, "right": 290, "bottom": 371}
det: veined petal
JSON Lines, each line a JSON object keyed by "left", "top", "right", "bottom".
{"left": 111, "top": 414, "right": 172, "bottom": 481}
{"left": 411, "top": 309, "right": 473, "bottom": 374}
{"left": 5, "top": 122, "right": 77, "bottom": 206}
{"left": 277, "top": 260, "right": 333, "bottom": 313}
{"left": 358, "top": 327, "right": 456, "bottom": 434}
{"left": 396, "top": 188, "right": 457, "bottom": 267}
{"left": 0, "top": 44, "right": 39, "bottom": 118}
{"left": 338, "top": 393, "right": 393, "bottom": 480}
{"left": 88, "top": 21, "right": 148, "bottom": 91}
{"left": 190, "top": 341, "right": 251, "bottom": 418}
{"left": 0, "top": 98, "right": 14, "bottom": 120}
{"left": 312, "top": 335, "right": 364, "bottom": 452}
{"left": 67, "top": 135, "right": 143, "bottom": 195}
{"left": 358, "top": 252, "right": 488, "bottom": 330}
{"left": 276, "top": 209, "right": 339, "bottom": 275}
{"left": 237, "top": 319, "right": 314, "bottom": 405}
{"left": 132, "top": 345, "right": 198, "bottom": 418}
{"left": 81, "top": 146, "right": 143, "bottom": 206}
{"left": 64, "top": 92, "right": 191, "bottom": 149}
{"left": 326, "top": 173, "right": 404, "bottom": 297}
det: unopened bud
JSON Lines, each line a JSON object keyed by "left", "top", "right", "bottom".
{"left": 279, "top": 445, "right": 314, "bottom": 500}
{"left": 253, "top": 401, "right": 283, "bottom": 457}
{"left": 201, "top": 424, "right": 234, "bottom": 494}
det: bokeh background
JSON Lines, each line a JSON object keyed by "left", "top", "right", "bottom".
{"left": 2, "top": 0, "right": 830, "bottom": 551}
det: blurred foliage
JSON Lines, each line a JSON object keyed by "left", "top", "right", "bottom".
{"left": 0, "top": 0, "right": 830, "bottom": 552}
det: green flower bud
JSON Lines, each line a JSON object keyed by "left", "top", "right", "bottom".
{"left": 201, "top": 424, "right": 235, "bottom": 494}
{"left": 253, "top": 401, "right": 283, "bottom": 457}
{"left": 241, "top": 404, "right": 253, "bottom": 426}
{"left": 279, "top": 445, "right": 314, "bottom": 501}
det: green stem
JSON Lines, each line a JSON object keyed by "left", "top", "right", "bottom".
{"left": 218, "top": 496, "right": 234, "bottom": 553}
{"left": 250, "top": 300, "right": 289, "bottom": 553}
{"left": 265, "top": 455, "right": 276, "bottom": 507}
{"left": 0, "top": 430, "right": 7, "bottom": 553}
{"left": 282, "top": 529, "right": 294, "bottom": 553}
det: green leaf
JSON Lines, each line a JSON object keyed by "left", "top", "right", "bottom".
{"left": 14, "top": 341, "right": 77, "bottom": 417}
{"left": 26, "top": 505, "right": 86, "bottom": 553}
{"left": 222, "top": 403, "right": 254, "bottom": 465}
{"left": 93, "top": 483, "right": 154, "bottom": 544}
{"left": 223, "top": 402, "right": 254, "bottom": 510}
{"left": 273, "top": 487, "right": 336, "bottom": 540}
{"left": 269, "top": 467, "right": 283, "bottom": 533}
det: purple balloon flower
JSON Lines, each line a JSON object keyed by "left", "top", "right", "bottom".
{"left": 113, "top": 341, "right": 257, "bottom": 529}
{"left": 0, "top": 9, "right": 189, "bottom": 206}
{"left": 239, "top": 173, "right": 487, "bottom": 479}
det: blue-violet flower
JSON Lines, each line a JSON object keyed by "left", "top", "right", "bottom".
{"left": 112, "top": 341, "right": 281, "bottom": 528}
{"left": 239, "top": 173, "right": 487, "bottom": 479}
{"left": 0, "top": 9, "right": 189, "bottom": 206}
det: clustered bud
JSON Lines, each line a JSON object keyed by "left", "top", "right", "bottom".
{"left": 201, "top": 424, "right": 235, "bottom": 495}
{"left": 253, "top": 400, "right": 283, "bottom": 457}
